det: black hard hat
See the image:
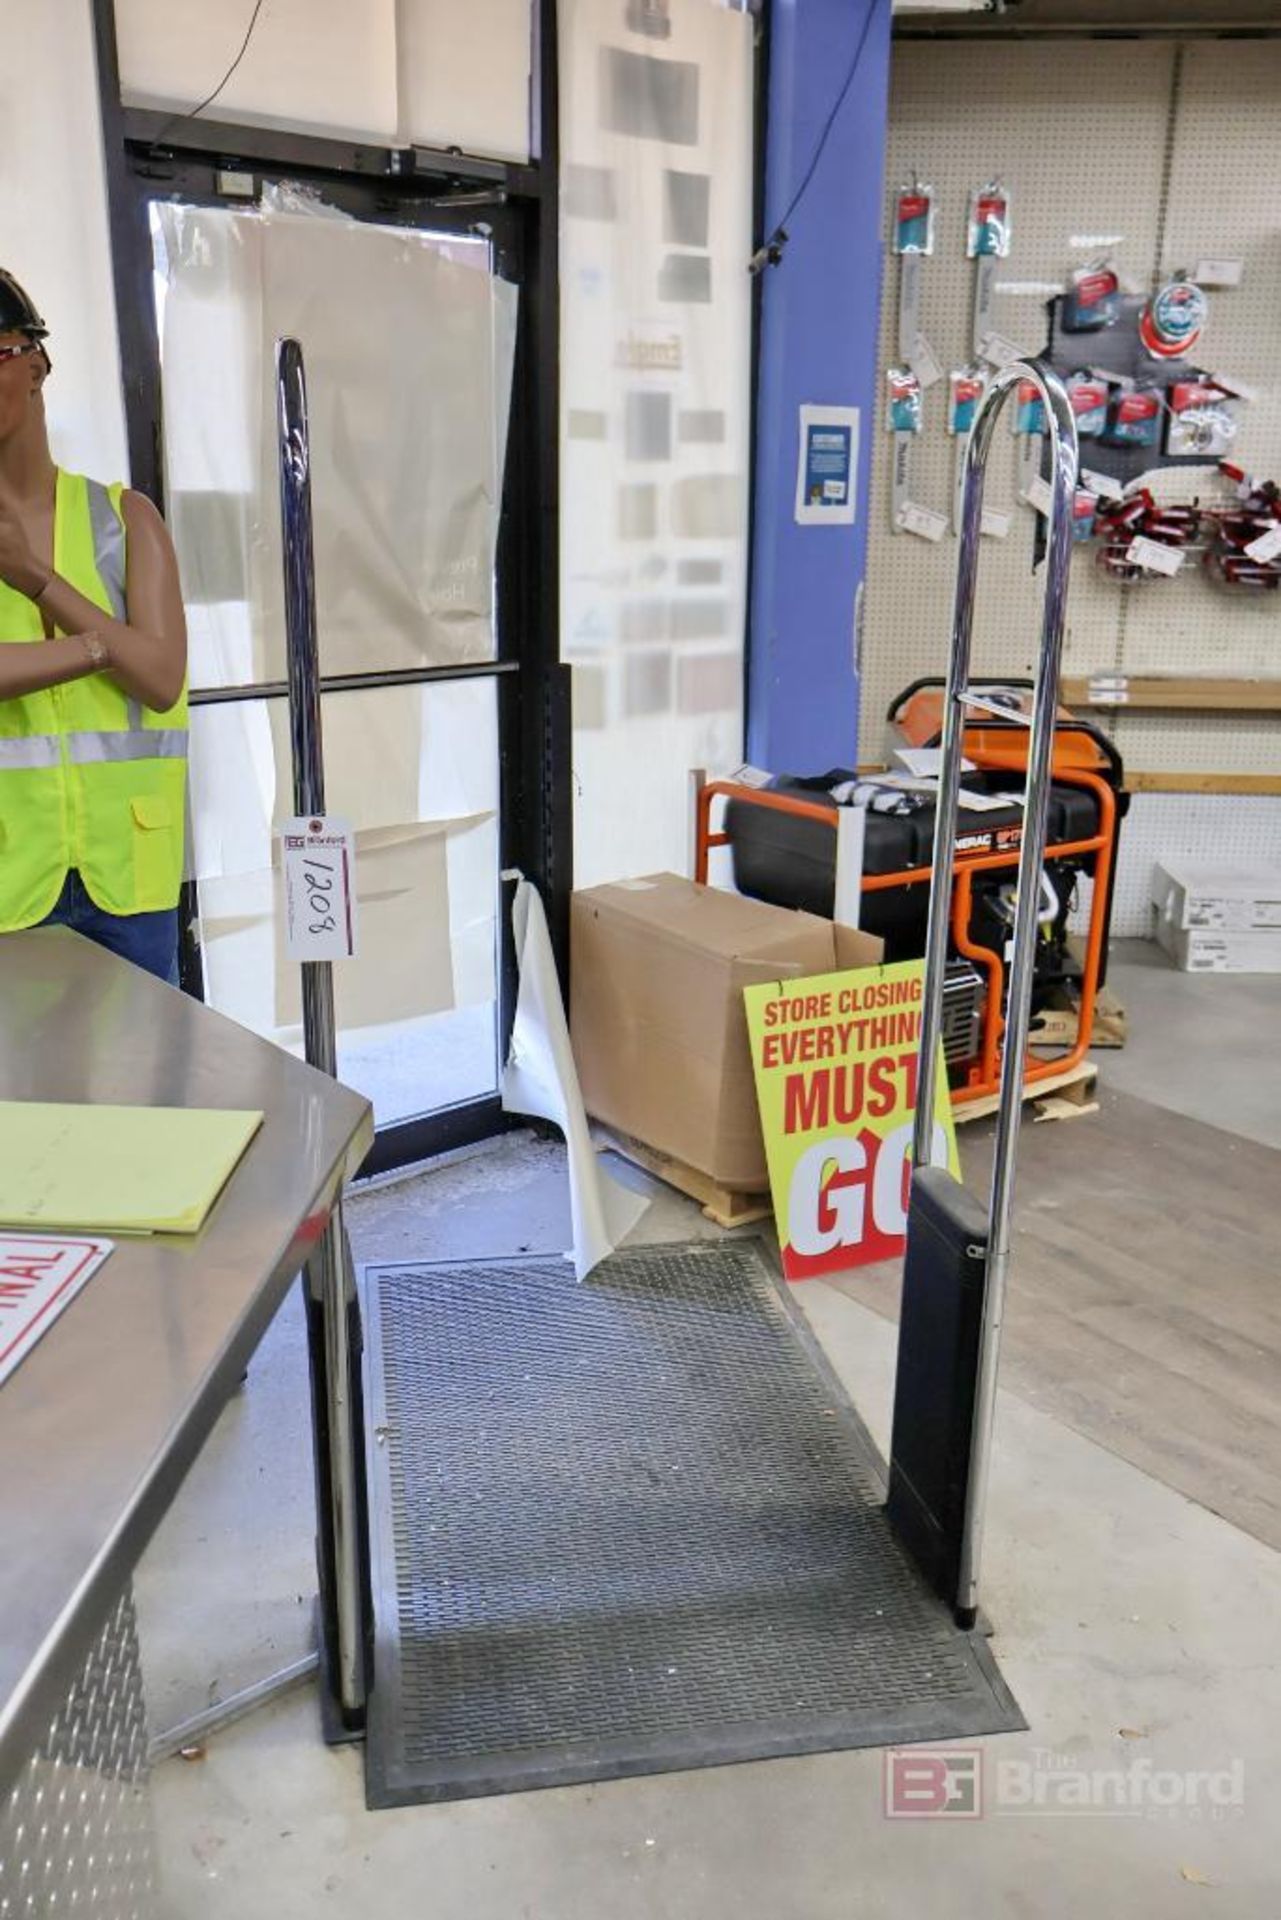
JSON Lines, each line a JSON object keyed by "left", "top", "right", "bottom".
{"left": 0, "top": 269, "right": 49, "bottom": 342}
{"left": 0, "top": 270, "right": 50, "bottom": 373}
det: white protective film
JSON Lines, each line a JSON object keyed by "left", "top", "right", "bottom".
{"left": 152, "top": 190, "right": 518, "bottom": 688}
{"left": 116, "top": 0, "right": 400, "bottom": 144}
{"left": 398, "top": 0, "right": 532, "bottom": 161}
{"left": 118, "top": 0, "right": 533, "bottom": 158}
{"left": 560, "top": 0, "right": 754, "bottom": 885}
{"left": 191, "top": 679, "right": 500, "bottom": 1127}
{"left": 502, "top": 880, "right": 648, "bottom": 1279}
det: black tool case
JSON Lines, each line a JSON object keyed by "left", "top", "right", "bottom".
{"left": 724, "top": 771, "right": 1103, "bottom": 962}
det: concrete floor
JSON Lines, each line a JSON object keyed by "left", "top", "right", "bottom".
{"left": 137, "top": 939, "right": 1281, "bottom": 1917}
{"left": 1102, "top": 942, "right": 1281, "bottom": 1150}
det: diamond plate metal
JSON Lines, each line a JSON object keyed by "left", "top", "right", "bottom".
{"left": 362, "top": 1242, "right": 1021, "bottom": 1807}
{"left": 0, "top": 1589, "right": 159, "bottom": 1920}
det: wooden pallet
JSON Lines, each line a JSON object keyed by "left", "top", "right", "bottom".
{"left": 1029, "top": 985, "right": 1127, "bottom": 1052}
{"left": 953, "top": 1056, "right": 1099, "bottom": 1126}
{"left": 595, "top": 1127, "right": 773, "bottom": 1230}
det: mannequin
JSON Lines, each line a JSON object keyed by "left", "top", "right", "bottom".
{"left": 0, "top": 269, "right": 189, "bottom": 980}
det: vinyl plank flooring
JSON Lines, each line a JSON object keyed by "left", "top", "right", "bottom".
{"left": 830, "top": 1086, "right": 1281, "bottom": 1550}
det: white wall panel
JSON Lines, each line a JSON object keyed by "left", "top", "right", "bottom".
{"left": 115, "top": 0, "right": 399, "bottom": 142}
{"left": 398, "top": 0, "right": 531, "bottom": 159}
{"left": 561, "top": 0, "right": 754, "bottom": 887}
{"left": 1, "top": 0, "right": 127, "bottom": 482}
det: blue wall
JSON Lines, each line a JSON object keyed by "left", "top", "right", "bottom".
{"left": 747, "top": 0, "right": 893, "bottom": 773}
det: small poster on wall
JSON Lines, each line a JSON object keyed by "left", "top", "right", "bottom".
{"left": 794, "top": 403, "right": 860, "bottom": 525}
{"left": 744, "top": 960, "right": 959, "bottom": 1279}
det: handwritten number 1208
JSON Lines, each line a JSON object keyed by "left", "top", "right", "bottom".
{"left": 303, "top": 856, "right": 337, "bottom": 935}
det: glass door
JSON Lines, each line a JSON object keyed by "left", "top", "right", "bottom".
{"left": 139, "top": 173, "right": 530, "bottom": 1172}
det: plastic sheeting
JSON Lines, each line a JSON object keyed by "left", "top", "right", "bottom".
{"left": 151, "top": 187, "right": 517, "bottom": 1124}
{"left": 502, "top": 880, "right": 648, "bottom": 1278}
{"left": 152, "top": 187, "right": 518, "bottom": 688}
{"left": 560, "top": 0, "right": 754, "bottom": 886}
{"left": 188, "top": 671, "right": 501, "bottom": 1125}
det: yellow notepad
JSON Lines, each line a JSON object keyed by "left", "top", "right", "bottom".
{"left": 0, "top": 1103, "right": 264, "bottom": 1235}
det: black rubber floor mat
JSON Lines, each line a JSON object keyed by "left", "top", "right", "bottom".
{"left": 361, "top": 1241, "right": 1022, "bottom": 1807}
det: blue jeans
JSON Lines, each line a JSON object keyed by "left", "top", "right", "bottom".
{"left": 39, "top": 871, "right": 179, "bottom": 984}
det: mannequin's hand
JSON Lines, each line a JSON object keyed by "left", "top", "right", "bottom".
{"left": 0, "top": 500, "right": 50, "bottom": 600}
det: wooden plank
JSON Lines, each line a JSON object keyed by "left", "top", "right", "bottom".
{"left": 1125, "top": 771, "right": 1281, "bottom": 796}
{"left": 1062, "top": 674, "right": 1281, "bottom": 712}
{"left": 595, "top": 1126, "right": 773, "bottom": 1231}
{"left": 953, "top": 1056, "right": 1097, "bottom": 1125}
{"left": 1030, "top": 991, "right": 1127, "bottom": 1051}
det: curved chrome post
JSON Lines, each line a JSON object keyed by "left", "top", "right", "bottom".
{"left": 276, "top": 337, "right": 367, "bottom": 1721}
{"left": 909, "top": 358, "right": 1079, "bottom": 1617}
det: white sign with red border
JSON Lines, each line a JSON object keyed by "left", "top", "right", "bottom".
{"left": 0, "top": 1234, "right": 113, "bottom": 1389}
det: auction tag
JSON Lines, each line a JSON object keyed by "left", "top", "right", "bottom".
{"left": 1212, "top": 370, "right": 1256, "bottom": 402}
{"left": 1244, "top": 523, "right": 1281, "bottom": 563}
{"left": 895, "top": 500, "right": 948, "bottom": 542}
{"left": 281, "top": 816, "right": 358, "bottom": 962}
{"left": 1021, "top": 473, "right": 1054, "bottom": 516}
{"left": 1088, "top": 674, "right": 1129, "bottom": 704}
{"left": 1194, "top": 258, "right": 1243, "bottom": 287}
{"left": 909, "top": 333, "right": 943, "bottom": 389}
{"left": 978, "top": 332, "right": 1027, "bottom": 369}
{"left": 1127, "top": 536, "right": 1184, "bottom": 576}
{"left": 1081, "top": 466, "right": 1125, "bottom": 501}
{"left": 0, "top": 1234, "right": 113, "bottom": 1389}
{"left": 981, "top": 507, "right": 1012, "bottom": 539}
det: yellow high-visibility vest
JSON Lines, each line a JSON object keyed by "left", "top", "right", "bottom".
{"left": 0, "top": 469, "right": 188, "bottom": 930}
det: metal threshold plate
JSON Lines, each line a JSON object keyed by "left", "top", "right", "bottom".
{"left": 361, "top": 1242, "right": 1021, "bottom": 1808}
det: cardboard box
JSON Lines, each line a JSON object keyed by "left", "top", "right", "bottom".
{"left": 1151, "top": 859, "right": 1281, "bottom": 935}
{"left": 1155, "top": 922, "right": 1281, "bottom": 974}
{"left": 571, "top": 873, "right": 883, "bottom": 1191}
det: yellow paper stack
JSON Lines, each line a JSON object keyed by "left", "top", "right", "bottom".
{"left": 0, "top": 1103, "right": 264, "bottom": 1235}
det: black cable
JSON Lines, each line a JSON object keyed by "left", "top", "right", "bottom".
{"left": 749, "top": 0, "right": 879, "bottom": 275}
{"left": 149, "top": 0, "right": 269, "bottom": 151}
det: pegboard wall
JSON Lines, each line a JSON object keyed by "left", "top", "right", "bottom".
{"left": 1108, "top": 791, "right": 1281, "bottom": 937}
{"left": 861, "top": 35, "right": 1281, "bottom": 926}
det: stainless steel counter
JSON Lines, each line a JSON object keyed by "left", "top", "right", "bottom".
{"left": 0, "top": 928, "right": 373, "bottom": 1796}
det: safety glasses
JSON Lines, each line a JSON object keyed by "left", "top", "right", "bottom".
{"left": 0, "top": 341, "right": 41, "bottom": 366}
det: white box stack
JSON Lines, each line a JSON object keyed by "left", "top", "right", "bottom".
{"left": 1151, "top": 860, "right": 1281, "bottom": 973}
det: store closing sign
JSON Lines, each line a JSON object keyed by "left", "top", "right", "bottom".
{"left": 744, "top": 961, "right": 959, "bottom": 1280}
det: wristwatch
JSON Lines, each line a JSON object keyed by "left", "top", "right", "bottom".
{"left": 80, "top": 632, "right": 109, "bottom": 671}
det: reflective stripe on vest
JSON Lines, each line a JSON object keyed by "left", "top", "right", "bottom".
{"left": 85, "top": 479, "right": 148, "bottom": 734}
{"left": 84, "top": 479, "right": 127, "bottom": 620}
{"left": 0, "top": 730, "right": 188, "bottom": 769}
{"left": 0, "top": 468, "right": 189, "bottom": 928}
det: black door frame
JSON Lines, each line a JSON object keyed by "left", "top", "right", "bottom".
{"left": 89, "top": 0, "right": 570, "bottom": 1179}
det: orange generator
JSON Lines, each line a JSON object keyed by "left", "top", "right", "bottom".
{"left": 695, "top": 677, "right": 1128, "bottom": 1111}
